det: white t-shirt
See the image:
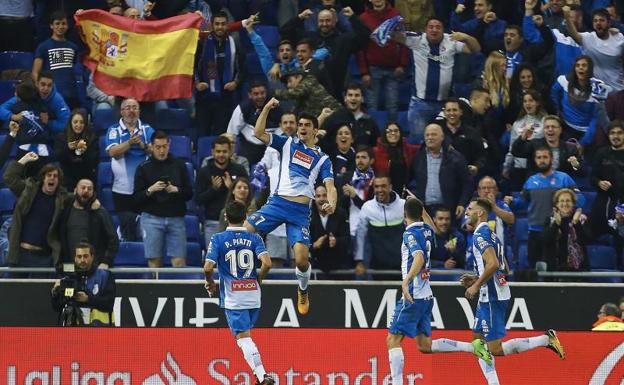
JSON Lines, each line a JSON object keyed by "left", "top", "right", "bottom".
{"left": 580, "top": 31, "right": 624, "bottom": 92}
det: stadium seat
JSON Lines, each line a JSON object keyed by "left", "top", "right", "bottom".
{"left": 96, "top": 161, "right": 113, "bottom": 189}
{"left": 100, "top": 187, "right": 115, "bottom": 212}
{"left": 185, "top": 214, "right": 201, "bottom": 244}
{"left": 517, "top": 243, "right": 529, "bottom": 269}
{"left": 587, "top": 245, "right": 618, "bottom": 270}
{"left": 155, "top": 108, "right": 191, "bottom": 133}
{"left": 582, "top": 191, "right": 596, "bottom": 213}
{"left": 163, "top": 242, "right": 203, "bottom": 267}
{"left": 245, "top": 52, "right": 264, "bottom": 75}
{"left": 255, "top": 25, "right": 280, "bottom": 49}
{"left": 195, "top": 136, "right": 217, "bottom": 168}
{"left": 368, "top": 109, "right": 388, "bottom": 132}
{"left": 396, "top": 111, "right": 409, "bottom": 133}
{"left": 0, "top": 80, "right": 16, "bottom": 104}
{"left": 0, "top": 51, "right": 34, "bottom": 71}
{"left": 115, "top": 241, "right": 147, "bottom": 266}
{"left": 185, "top": 162, "right": 195, "bottom": 184}
{"left": 93, "top": 109, "right": 117, "bottom": 133}
{"left": 169, "top": 135, "right": 192, "bottom": 161}
{"left": 0, "top": 188, "right": 15, "bottom": 216}
{"left": 99, "top": 136, "right": 110, "bottom": 159}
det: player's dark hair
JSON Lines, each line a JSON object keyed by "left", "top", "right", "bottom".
{"left": 355, "top": 144, "right": 374, "bottom": 159}
{"left": 15, "top": 81, "right": 38, "bottom": 103}
{"left": 404, "top": 197, "right": 424, "bottom": 221}
{"left": 433, "top": 206, "right": 451, "bottom": 217}
{"left": 225, "top": 201, "right": 247, "bottom": 225}
{"left": 374, "top": 172, "right": 391, "bottom": 183}
{"left": 298, "top": 112, "right": 319, "bottom": 129}
{"left": 38, "top": 70, "right": 54, "bottom": 82}
{"left": 151, "top": 129, "right": 169, "bottom": 143}
{"left": 212, "top": 136, "right": 232, "bottom": 148}
{"left": 278, "top": 39, "right": 294, "bottom": 49}
{"left": 607, "top": 120, "right": 624, "bottom": 133}
{"left": 472, "top": 197, "right": 492, "bottom": 213}
{"left": 38, "top": 163, "right": 63, "bottom": 187}
{"left": 543, "top": 114, "right": 562, "bottom": 127}
{"left": 444, "top": 97, "right": 464, "bottom": 112}
{"left": 50, "top": 10, "right": 67, "bottom": 23}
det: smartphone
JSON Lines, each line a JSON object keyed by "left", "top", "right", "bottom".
{"left": 160, "top": 175, "right": 170, "bottom": 184}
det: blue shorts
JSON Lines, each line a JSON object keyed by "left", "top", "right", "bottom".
{"left": 246, "top": 195, "right": 311, "bottom": 247}
{"left": 140, "top": 213, "right": 186, "bottom": 259}
{"left": 472, "top": 300, "right": 509, "bottom": 341}
{"left": 224, "top": 308, "right": 260, "bottom": 336}
{"left": 389, "top": 298, "right": 433, "bottom": 338}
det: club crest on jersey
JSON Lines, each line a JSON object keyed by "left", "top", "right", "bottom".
{"left": 292, "top": 150, "right": 313, "bottom": 169}
{"left": 231, "top": 280, "right": 258, "bottom": 291}
{"left": 407, "top": 234, "right": 417, "bottom": 247}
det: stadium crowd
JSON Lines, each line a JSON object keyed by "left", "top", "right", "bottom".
{"left": 1, "top": 0, "right": 624, "bottom": 280}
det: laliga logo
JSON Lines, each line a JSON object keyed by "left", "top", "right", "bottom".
{"left": 143, "top": 352, "right": 197, "bottom": 385}
{"left": 589, "top": 342, "right": 624, "bottom": 385}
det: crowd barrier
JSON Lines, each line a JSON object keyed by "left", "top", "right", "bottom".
{"left": 1, "top": 280, "right": 622, "bottom": 329}
{"left": 1, "top": 328, "right": 622, "bottom": 385}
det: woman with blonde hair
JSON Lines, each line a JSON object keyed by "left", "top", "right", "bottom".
{"left": 482, "top": 51, "right": 510, "bottom": 110}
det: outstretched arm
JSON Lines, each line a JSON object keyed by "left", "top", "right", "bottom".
{"left": 254, "top": 97, "right": 280, "bottom": 145}
{"left": 563, "top": 6, "right": 583, "bottom": 45}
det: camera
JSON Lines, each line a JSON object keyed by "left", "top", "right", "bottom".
{"left": 56, "top": 263, "right": 89, "bottom": 326}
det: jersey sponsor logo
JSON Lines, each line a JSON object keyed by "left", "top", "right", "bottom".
{"left": 420, "top": 268, "right": 431, "bottom": 281}
{"left": 292, "top": 150, "right": 313, "bottom": 169}
{"left": 108, "top": 129, "right": 118, "bottom": 140}
{"left": 496, "top": 273, "right": 508, "bottom": 286}
{"left": 231, "top": 280, "right": 258, "bottom": 291}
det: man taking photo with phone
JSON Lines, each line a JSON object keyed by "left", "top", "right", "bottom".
{"left": 133, "top": 130, "right": 193, "bottom": 268}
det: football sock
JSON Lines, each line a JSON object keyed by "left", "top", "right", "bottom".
{"left": 388, "top": 347, "right": 404, "bottom": 385}
{"left": 237, "top": 337, "right": 266, "bottom": 381}
{"left": 478, "top": 356, "right": 500, "bottom": 385}
{"left": 295, "top": 264, "right": 311, "bottom": 291}
{"left": 502, "top": 335, "right": 549, "bottom": 355}
{"left": 431, "top": 338, "right": 473, "bottom": 353}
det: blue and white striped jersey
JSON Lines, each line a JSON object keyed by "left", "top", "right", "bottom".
{"left": 269, "top": 134, "right": 334, "bottom": 199}
{"left": 401, "top": 222, "right": 434, "bottom": 300}
{"left": 206, "top": 227, "right": 268, "bottom": 310}
{"left": 472, "top": 222, "right": 511, "bottom": 302}
{"left": 404, "top": 33, "right": 465, "bottom": 101}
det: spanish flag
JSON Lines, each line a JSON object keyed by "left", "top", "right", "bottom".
{"left": 76, "top": 10, "right": 202, "bottom": 101}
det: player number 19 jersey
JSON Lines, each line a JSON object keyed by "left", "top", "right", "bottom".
{"left": 206, "top": 227, "right": 268, "bottom": 310}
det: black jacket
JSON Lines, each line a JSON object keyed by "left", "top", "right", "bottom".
{"left": 59, "top": 201, "right": 119, "bottom": 267}
{"left": 195, "top": 159, "right": 248, "bottom": 220}
{"left": 437, "top": 118, "right": 487, "bottom": 171}
{"left": 588, "top": 146, "right": 624, "bottom": 234}
{"left": 542, "top": 216, "right": 590, "bottom": 272}
{"left": 410, "top": 146, "right": 472, "bottom": 212}
{"left": 134, "top": 155, "right": 193, "bottom": 217}
{"left": 309, "top": 204, "right": 351, "bottom": 272}
{"left": 511, "top": 137, "right": 581, "bottom": 176}
{"left": 321, "top": 107, "right": 379, "bottom": 149}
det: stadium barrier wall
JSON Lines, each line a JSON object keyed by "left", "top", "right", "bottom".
{"left": 1, "top": 280, "right": 621, "bottom": 329}
{"left": 0, "top": 328, "right": 622, "bottom": 385}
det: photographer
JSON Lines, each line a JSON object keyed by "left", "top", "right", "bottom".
{"left": 51, "top": 242, "right": 116, "bottom": 326}
{"left": 134, "top": 130, "right": 193, "bottom": 268}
